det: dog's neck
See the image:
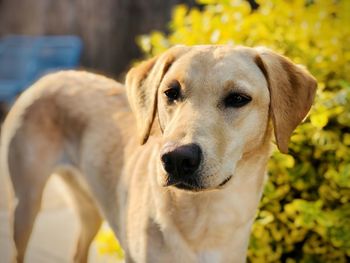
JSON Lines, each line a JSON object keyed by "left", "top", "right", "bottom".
{"left": 152, "top": 140, "right": 272, "bottom": 262}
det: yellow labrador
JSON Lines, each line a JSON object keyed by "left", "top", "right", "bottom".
{"left": 1, "top": 45, "right": 316, "bottom": 263}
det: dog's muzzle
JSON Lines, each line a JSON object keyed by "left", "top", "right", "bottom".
{"left": 160, "top": 143, "right": 203, "bottom": 191}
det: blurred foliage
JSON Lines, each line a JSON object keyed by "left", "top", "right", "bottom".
{"left": 95, "top": 223, "right": 124, "bottom": 260}
{"left": 96, "top": 0, "right": 350, "bottom": 262}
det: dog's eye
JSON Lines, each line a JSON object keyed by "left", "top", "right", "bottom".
{"left": 164, "top": 82, "right": 181, "bottom": 103}
{"left": 224, "top": 93, "right": 251, "bottom": 108}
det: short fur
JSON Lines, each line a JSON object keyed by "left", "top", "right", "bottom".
{"left": 1, "top": 45, "right": 316, "bottom": 263}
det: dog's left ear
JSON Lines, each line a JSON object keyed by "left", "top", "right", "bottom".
{"left": 255, "top": 47, "right": 317, "bottom": 153}
{"left": 126, "top": 46, "right": 189, "bottom": 144}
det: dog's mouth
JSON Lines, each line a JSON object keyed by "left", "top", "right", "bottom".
{"left": 172, "top": 177, "right": 205, "bottom": 192}
{"left": 167, "top": 175, "right": 233, "bottom": 192}
{"left": 174, "top": 182, "right": 205, "bottom": 192}
{"left": 218, "top": 175, "right": 232, "bottom": 188}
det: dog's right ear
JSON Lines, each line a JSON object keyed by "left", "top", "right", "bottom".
{"left": 126, "top": 46, "right": 189, "bottom": 145}
{"left": 254, "top": 47, "right": 317, "bottom": 153}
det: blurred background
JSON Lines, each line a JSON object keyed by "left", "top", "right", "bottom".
{"left": 0, "top": 0, "right": 197, "bottom": 76}
{"left": 0, "top": 0, "right": 349, "bottom": 262}
{"left": 0, "top": 0, "right": 198, "bottom": 120}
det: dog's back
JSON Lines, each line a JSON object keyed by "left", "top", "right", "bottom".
{"left": 0, "top": 71, "right": 133, "bottom": 262}
{"left": 1, "top": 71, "right": 129, "bottom": 187}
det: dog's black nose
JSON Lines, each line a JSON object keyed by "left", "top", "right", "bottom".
{"left": 161, "top": 143, "right": 202, "bottom": 178}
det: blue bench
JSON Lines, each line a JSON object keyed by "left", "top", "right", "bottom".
{"left": 0, "top": 35, "right": 82, "bottom": 104}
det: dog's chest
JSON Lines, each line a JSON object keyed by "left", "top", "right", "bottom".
{"left": 196, "top": 250, "right": 222, "bottom": 263}
{"left": 174, "top": 196, "right": 239, "bottom": 244}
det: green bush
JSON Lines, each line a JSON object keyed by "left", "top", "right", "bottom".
{"left": 96, "top": 0, "right": 350, "bottom": 262}
{"left": 139, "top": 1, "right": 350, "bottom": 262}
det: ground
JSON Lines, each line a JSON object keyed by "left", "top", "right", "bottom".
{"left": 0, "top": 166, "right": 121, "bottom": 262}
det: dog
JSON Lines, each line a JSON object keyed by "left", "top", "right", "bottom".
{"left": 1, "top": 45, "right": 316, "bottom": 263}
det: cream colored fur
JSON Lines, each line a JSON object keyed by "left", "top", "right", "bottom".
{"left": 0, "top": 45, "right": 316, "bottom": 263}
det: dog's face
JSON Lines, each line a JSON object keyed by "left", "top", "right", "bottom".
{"left": 156, "top": 46, "right": 270, "bottom": 190}
{"left": 126, "top": 45, "right": 316, "bottom": 192}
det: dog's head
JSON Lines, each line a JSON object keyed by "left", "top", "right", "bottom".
{"left": 126, "top": 45, "right": 316, "bottom": 191}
